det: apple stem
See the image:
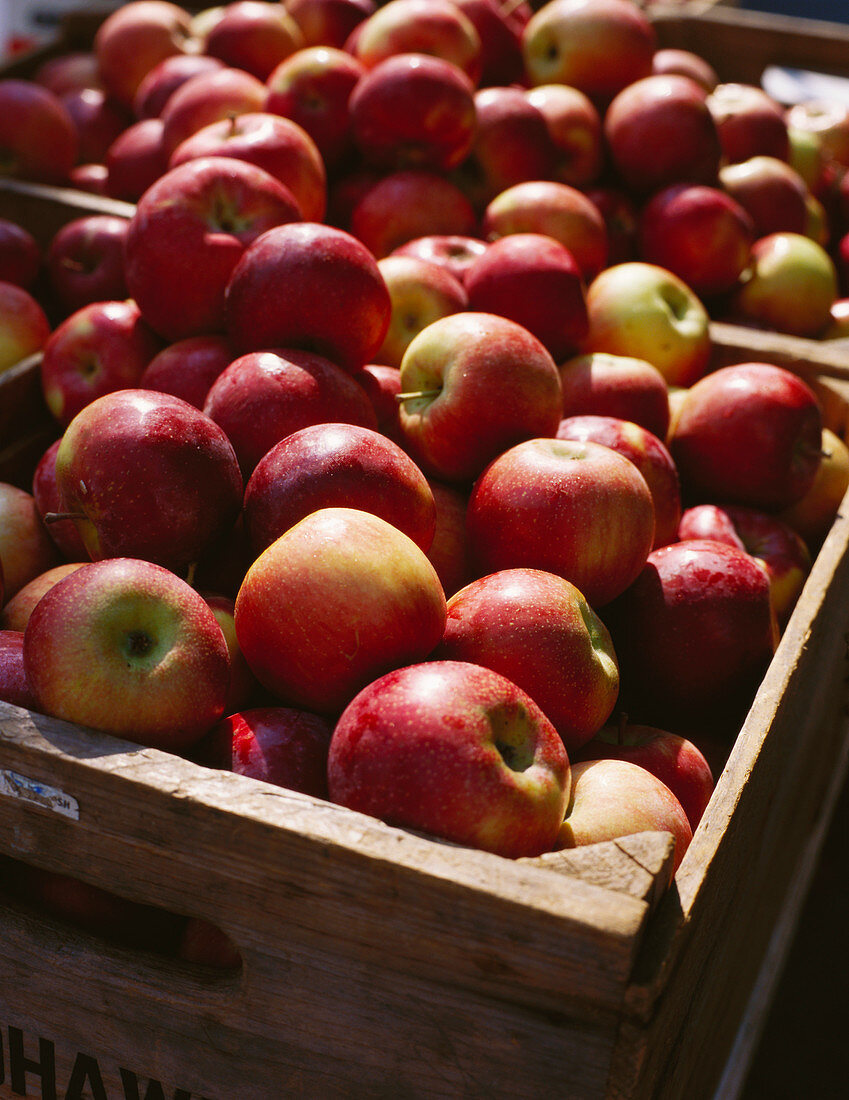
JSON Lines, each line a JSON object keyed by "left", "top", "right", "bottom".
{"left": 42, "top": 511, "right": 85, "bottom": 525}
{"left": 226, "top": 112, "right": 239, "bottom": 137}
{"left": 395, "top": 389, "right": 442, "bottom": 403}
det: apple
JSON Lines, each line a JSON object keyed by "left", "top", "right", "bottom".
{"left": 0, "top": 219, "right": 41, "bottom": 290}
{"left": 669, "top": 361, "right": 823, "bottom": 513}
{"left": 327, "top": 659, "right": 570, "bottom": 859}
{"left": 390, "top": 234, "right": 488, "bottom": 286}
{"left": 105, "top": 117, "right": 170, "bottom": 202}
{"left": 558, "top": 352, "right": 670, "bottom": 441}
{"left": 348, "top": 169, "right": 478, "bottom": 260}
{"left": 573, "top": 720, "right": 714, "bottom": 832}
{"left": 203, "top": 348, "right": 378, "bottom": 476}
{"left": 54, "top": 389, "right": 243, "bottom": 576}
{"left": 396, "top": 311, "right": 563, "bottom": 483}
{"left": 286, "top": 0, "right": 376, "bottom": 50}
{"left": 452, "top": 0, "right": 530, "bottom": 89}
{"left": 778, "top": 427, "right": 849, "bottom": 547}
{"left": 0, "top": 483, "right": 60, "bottom": 601}
{"left": 0, "top": 282, "right": 51, "bottom": 375}
{"left": 521, "top": 0, "right": 656, "bottom": 106}
{"left": 202, "top": 1, "right": 304, "bottom": 81}
{"left": 133, "top": 53, "right": 226, "bottom": 119}
{"left": 786, "top": 123, "right": 830, "bottom": 198}
{"left": 604, "top": 539, "right": 778, "bottom": 734}
{"left": 637, "top": 184, "right": 755, "bottom": 300}
{"left": 651, "top": 48, "right": 718, "bottom": 92}
{"left": 785, "top": 98, "right": 849, "bottom": 170}
{"left": 34, "top": 52, "right": 102, "bottom": 98}
{"left": 140, "top": 334, "right": 235, "bottom": 409}
{"left": 524, "top": 82, "right": 603, "bottom": 189}
{"left": 201, "top": 591, "right": 261, "bottom": 714}
{"left": 0, "top": 80, "right": 74, "bottom": 185}
{"left": 718, "top": 155, "right": 809, "bottom": 238}
{"left": 375, "top": 254, "right": 468, "bottom": 368}
{"left": 264, "top": 45, "right": 365, "bottom": 172}
{"left": 224, "top": 221, "right": 392, "bottom": 372}
{"left": 199, "top": 705, "right": 334, "bottom": 797}
{"left": 60, "top": 87, "right": 133, "bottom": 166}
{"left": 706, "top": 82, "right": 790, "bottom": 164}
{"left": 354, "top": 362, "right": 403, "bottom": 443}
{"left": 426, "top": 478, "right": 473, "bottom": 600}
{"left": 24, "top": 557, "right": 230, "bottom": 752}
{"left": 482, "top": 179, "right": 608, "bottom": 283}
{"left": 31, "top": 440, "right": 90, "bottom": 563}
{"left": 436, "top": 567, "right": 619, "bottom": 754}
{"left": 556, "top": 758, "right": 692, "bottom": 875}
{"left": 234, "top": 507, "right": 447, "bottom": 715}
{"left": 69, "top": 164, "right": 111, "bottom": 195}
{"left": 348, "top": 52, "right": 477, "bottom": 174}
{"left": 160, "top": 66, "right": 269, "bottom": 158}
{"left": 124, "top": 155, "right": 302, "bottom": 343}
{"left": 243, "top": 421, "right": 435, "bottom": 555}
{"left": 604, "top": 74, "right": 721, "bottom": 195}
{"left": 45, "top": 215, "right": 131, "bottom": 316}
{"left": 582, "top": 262, "right": 712, "bottom": 388}
{"left": 556, "top": 414, "right": 681, "bottom": 550}
{"left": 467, "top": 436, "right": 655, "bottom": 608}
{"left": 732, "top": 232, "right": 838, "bottom": 339}
{"left": 463, "top": 232, "right": 589, "bottom": 363}
{"left": 584, "top": 184, "right": 637, "bottom": 266}
{"left": 39, "top": 299, "right": 164, "bottom": 429}
{"left": 1, "top": 563, "right": 88, "bottom": 633}
{"left": 0, "top": 630, "right": 37, "bottom": 710}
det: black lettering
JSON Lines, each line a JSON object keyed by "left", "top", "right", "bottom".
{"left": 120, "top": 1067, "right": 192, "bottom": 1100}
{"left": 9, "top": 1027, "right": 57, "bottom": 1099}
{"left": 65, "top": 1052, "right": 107, "bottom": 1100}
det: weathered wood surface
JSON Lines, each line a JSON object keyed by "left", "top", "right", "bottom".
{"left": 0, "top": 179, "right": 134, "bottom": 251}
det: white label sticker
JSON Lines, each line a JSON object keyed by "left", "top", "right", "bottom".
{"left": 0, "top": 770, "right": 79, "bottom": 820}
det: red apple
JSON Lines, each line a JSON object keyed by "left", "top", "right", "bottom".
{"left": 0, "top": 219, "right": 41, "bottom": 290}
{"left": 201, "top": 591, "right": 261, "bottom": 714}
{"left": 651, "top": 48, "right": 718, "bottom": 92}
{"left": 327, "top": 659, "right": 570, "bottom": 859}
{"left": 426, "top": 478, "right": 473, "bottom": 600}
{"left": 286, "top": 0, "right": 376, "bottom": 50}
{"left": 375, "top": 254, "right": 468, "bottom": 368}
{"left": 31, "top": 439, "right": 90, "bottom": 563}
{"left": 203, "top": 1, "right": 304, "bottom": 81}
{"left": 0, "top": 282, "right": 51, "bottom": 375}
{"left": 0, "top": 630, "right": 37, "bottom": 710}
{"left": 558, "top": 352, "right": 670, "bottom": 441}
{"left": 1, "top": 563, "right": 88, "bottom": 633}
{"left": 0, "top": 483, "right": 60, "bottom": 601}
{"left": 133, "top": 53, "right": 226, "bottom": 119}
{"left": 94, "top": 0, "right": 196, "bottom": 109}
{"left": 707, "top": 82, "right": 789, "bottom": 164}
{"left": 779, "top": 427, "right": 849, "bottom": 548}
{"left": 354, "top": 362, "right": 403, "bottom": 443}
{"left": 0, "top": 79, "right": 78, "bottom": 184}
{"left": 452, "top": 0, "right": 529, "bottom": 89}
{"left": 68, "top": 164, "right": 111, "bottom": 195}
{"left": 719, "top": 155, "right": 809, "bottom": 238}
{"left": 234, "top": 507, "right": 447, "bottom": 715}
{"left": 467, "top": 436, "right": 655, "bottom": 607}
{"left": 60, "top": 87, "right": 133, "bottom": 166}
{"left": 390, "top": 234, "right": 488, "bottom": 286}
{"left": 525, "top": 82, "right": 603, "bottom": 189}
{"left": 140, "top": 334, "right": 235, "bottom": 409}
{"left": 584, "top": 184, "right": 637, "bottom": 266}
{"left": 160, "top": 66, "right": 269, "bottom": 158}
{"left": 45, "top": 215, "right": 131, "bottom": 316}
{"left": 34, "top": 52, "right": 102, "bottom": 98}
{"left": 105, "top": 117, "right": 169, "bottom": 202}
{"left": 786, "top": 98, "right": 849, "bottom": 170}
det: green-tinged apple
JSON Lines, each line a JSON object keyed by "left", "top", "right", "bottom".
{"left": 0, "top": 483, "right": 60, "bottom": 600}
{"left": 778, "top": 427, "right": 849, "bottom": 547}
{"left": 669, "top": 361, "right": 823, "bottom": 511}
{"left": 435, "top": 567, "right": 619, "bottom": 753}
{"left": 327, "top": 660, "right": 570, "bottom": 859}
{"left": 54, "top": 389, "right": 243, "bottom": 575}
{"left": 786, "top": 98, "right": 849, "bottom": 170}
{"left": 375, "top": 255, "right": 468, "bottom": 368}
{"left": 234, "top": 507, "right": 446, "bottom": 715}
{"left": 0, "top": 282, "right": 51, "bottom": 375}
{"left": 558, "top": 352, "right": 670, "bottom": 441}
{"left": 93, "top": 0, "right": 195, "bottom": 109}
{"left": 582, "top": 262, "right": 712, "bottom": 388}
{"left": 23, "top": 557, "right": 230, "bottom": 751}
{"left": 467, "top": 437, "right": 655, "bottom": 607}
{"left": 1, "top": 563, "right": 87, "bottom": 633}
{"left": 201, "top": 591, "right": 261, "bottom": 715}
{"left": 556, "top": 758, "right": 692, "bottom": 875}
{"left": 396, "top": 311, "right": 563, "bottom": 483}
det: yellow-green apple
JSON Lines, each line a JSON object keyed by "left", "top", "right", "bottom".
{"left": 426, "top": 478, "right": 473, "bottom": 599}
{"left": 706, "top": 82, "right": 789, "bottom": 164}
{"left": 40, "top": 299, "right": 164, "bottom": 429}
{"left": 0, "top": 79, "right": 78, "bottom": 184}
{"left": 452, "top": 0, "right": 530, "bottom": 89}
{"left": 0, "top": 483, "right": 60, "bottom": 600}
{"left": 201, "top": 591, "right": 261, "bottom": 714}
{"left": 678, "top": 503, "right": 811, "bottom": 628}
{"left": 467, "top": 436, "right": 655, "bottom": 607}
{"left": 224, "top": 222, "right": 392, "bottom": 372}
{"left": 243, "top": 421, "right": 436, "bottom": 554}
{"left": 786, "top": 98, "right": 849, "bottom": 170}
{"left": 1, "top": 563, "right": 88, "bottom": 633}
{"left": 169, "top": 111, "right": 326, "bottom": 223}
{"left": 133, "top": 53, "right": 226, "bottom": 119}
{"left": 375, "top": 254, "right": 468, "bottom": 368}
{"left": 521, "top": 0, "right": 655, "bottom": 106}
{"left": 31, "top": 440, "right": 90, "bottom": 562}
{"left": 54, "top": 389, "right": 243, "bottom": 575}
{"left": 556, "top": 757, "right": 692, "bottom": 875}
{"left": 786, "top": 124, "right": 829, "bottom": 198}
{"left": 584, "top": 184, "right": 637, "bottom": 266}
{"left": 93, "top": 0, "right": 195, "bottom": 109}
{"left": 264, "top": 45, "right": 365, "bottom": 171}
{"left": 637, "top": 184, "right": 755, "bottom": 300}
{"left": 348, "top": 169, "right": 478, "bottom": 259}
{"left": 558, "top": 352, "right": 670, "bottom": 441}
{"left": 327, "top": 659, "right": 570, "bottom": 859}
{"left": 0, "top": 630, "right": 37, "bottom": 709}
{"left": 482, "top": 179, "right": 608, "bottom": 282}
{"left": 0, "top": 282, "right": 51, "bottom": 375}
{"left": 556, "top": 414, "right": 681, "bottom": 549}
{"left": 525, "top": 82, "right": 603, "bottom": 189}
{"left": 354, "top": 362, "right": 403, "bottom": 443}
{"left": 804, "top": 191, "right": 829, "bottom": 248}
{"left": 669, "top": 361, "right": 823, "bottom": 512}
{"left": 124, "top": 156, "right": 302, "bottom": 342}
{"left": 286, "top": 0, "right": 376, "bottom": 50}
{"left": 199, "top": 704, "right": 334, "bottom": 796}
{"left": 718, "top": 155, "right": 809, "bottom": 238}
{"left": 732, "top": 232, "right": 838, "bottom": 339}
{"left": 350, "top": 0, "right": 483, "bottom": 84}
{"left": 45, "top": 215, "right": 130, "bottom": 317}
{"left": 60, "top": 87, "right": 132, "bottom": 166}
{"left": 778, "top": 427, "right": 849, "bottom": 547}
{"left": 349, "top": 53, "right": 477, "bottom": 174}
{"left": 390, "top": 233, "right": 488, "bottom": 286}
{"left": 464, "top": 232, "right": 589, "bottom": 363}
{"left": 23, "top": 557, "right": 230, "bottom": 751}
{"left": 105, "top": 117, "right": 169, "bottom": 202}
{"left": 604, "top": 74, "right": 721, "bottom": 195}
{"left": 436, "top": 567, "right": 619, "bottom": 753}
{"left": 34, "top": 51, "right": 102, "bottom": 98}
{"left": 140, "top": 334, "right": 234, "bottom": 409}
{"left": 202, "top": 1, "right": 304, "bottom": 80}
{"left": 160, "top": 66, "right": 268, "bottom": 157}
{"left": 651, "top": 48, "right": 718, "bottom": 92}
{"left": 203, "top": 348, "right": 378, "bottom": 476}
{"left": 582, "top": 262, "right": 712, "bottom": 388}
{"left": 397, "top": 311, "right": 563, "bottom": 483}
{"left": 0, "top": 220, "right": 40, "bottom": 291}
{"left": 573, "top": 719, "right": 714, "bottom": 832}
{"left": 604, "top": 539, "right": 778, "bottom": 733}
{"left": 234, "top": 507, "right": 447, "bottom": 715}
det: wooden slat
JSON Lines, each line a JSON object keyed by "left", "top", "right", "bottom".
{"left": 0, "top": 179, "right": 134, "bottom": 252}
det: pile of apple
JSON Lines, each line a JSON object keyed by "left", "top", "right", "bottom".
{"left": 4, "top": 0, "right": 849, "bottom": 935}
